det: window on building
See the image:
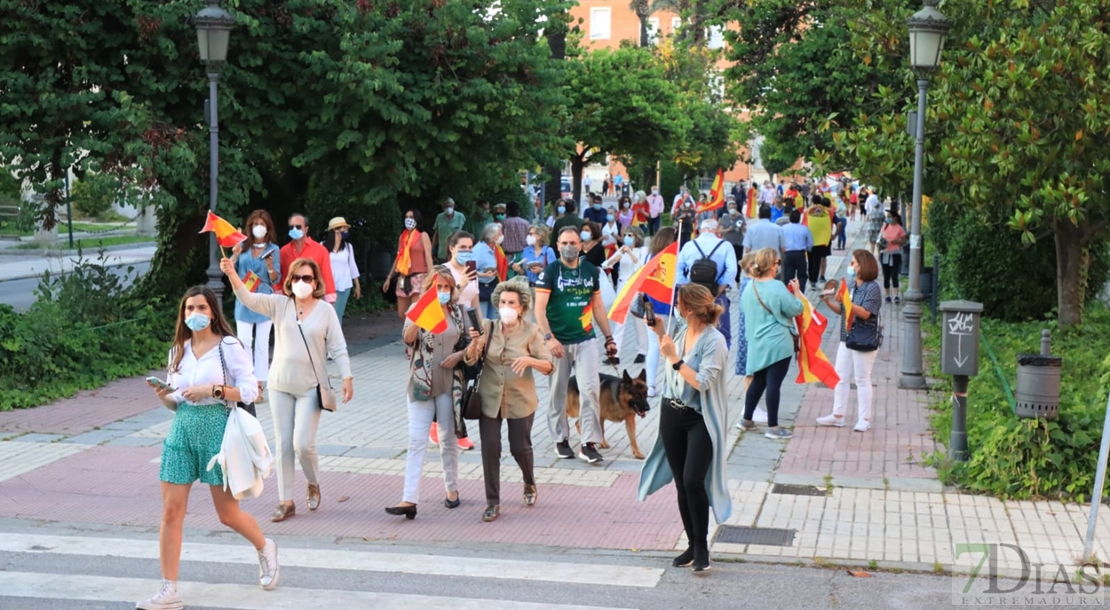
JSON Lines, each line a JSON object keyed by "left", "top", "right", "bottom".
{"left": 590, "top": 7, "right": 611, "bottom": 40}
{"left": 671, "top": 17, "right": 682, "bottom": 36}
{"left": 707, "top": 25, "right": 724, "bottom": 50}
{"left": 647, "top": 17, "right": 660, "bottom": 44}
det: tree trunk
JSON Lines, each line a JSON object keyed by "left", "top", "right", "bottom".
{"left": 638, "top": 16, "right": 649, "bottom": 47}
{"left": 570, "top": 153, "right": 586, "bottom": 205}
{"left": 543, "top": 23, "right": 567, "bottom": 215}
{"left": 1054, "top": 219, "right": 1084, "bottom": 328}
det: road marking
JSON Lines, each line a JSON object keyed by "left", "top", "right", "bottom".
{"left": 0, "top": 533, "right": 663, "bottom": 588}
{"left": 0, "top": 572, "right": 638, "bottom": 610}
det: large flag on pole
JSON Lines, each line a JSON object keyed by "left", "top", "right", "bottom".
{"left": 607, "top": 241, "right": 680, "bottom": 324}
{"left": 696, "top": 169, "right": 725, "bottom": 214}
{"left": 792, "top": 289, "right": 839, "bottom": 388}
{"left": 200, "top": 211, "right": 248, "bottom": 248}
{"left": 405, "top": 286, "right": 448, "bottom": 334}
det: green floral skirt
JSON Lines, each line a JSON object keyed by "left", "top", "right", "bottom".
{"left": 160, "top": 403, "right": 227, "bottom": 486}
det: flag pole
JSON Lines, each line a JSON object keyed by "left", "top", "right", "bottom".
{"left": 666, "top": 216, "right": 683, "bottom": 336}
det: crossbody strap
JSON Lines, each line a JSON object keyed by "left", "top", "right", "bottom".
{"left": 297, "top": 321, "right": 324, "bottom": 389}
{"left": 216, "top": 339, "right": 232, "bottom": 408}
{"left": 472, "top": 320, "right": 494, "bottom": 381}
{"left": 751, "top": 280, "right": 775, "bottom": 317}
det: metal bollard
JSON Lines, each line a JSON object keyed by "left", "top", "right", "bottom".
{"left": 939, "top": 300, "right": 984, "bottom": 461}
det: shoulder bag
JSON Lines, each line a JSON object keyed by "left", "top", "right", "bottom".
{"left": 217, "top": 339, "right": 257, "bottom": 417}
{"left": 752, "top": 280, "right": 800, "bottom": 354}
{"left": 845, "top": 286, "right": 883, "bottom": 352}
{"left": 297, "top": 321, "right": 338, "bottom": 412}
{"left": 461, "top": 320, "right": 493, "bottom": 420}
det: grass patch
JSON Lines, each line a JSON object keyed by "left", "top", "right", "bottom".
{"left": 12, "top": 235, "right": 154, "bottom": 250}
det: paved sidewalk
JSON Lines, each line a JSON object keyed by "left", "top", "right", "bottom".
{"left": 0, "top": 244, "right": 156, "bottom": 282}
{"left": 0, "top": 219, "right": 1103, "bottom": 578}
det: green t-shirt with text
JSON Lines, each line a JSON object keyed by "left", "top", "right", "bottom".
{"left": 537, "top": 260, "right": 600, "bottom": 344}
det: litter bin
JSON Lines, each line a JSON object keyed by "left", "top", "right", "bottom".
{"left": 1014, "top": 354, "right": 1062, "bottom": 420}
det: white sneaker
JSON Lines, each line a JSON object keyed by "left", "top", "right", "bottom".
{"left": 752, "top": 408, "right": 769, "bottom": 424}
{"left": 258, "top": 538, "right": 280, "bottom": 590}
{"left": 136, "top": 580, "right": 183, "bottom": 610}
{"left": 816, "top": 414, "right": 845, "bottom": 427}
{"left": 647, "top": 386, "right": 658, "bottom": 398}
{"left": 853, "top": 420, "right": 871, "bottom": 432}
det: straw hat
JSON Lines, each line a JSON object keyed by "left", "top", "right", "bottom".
{"left": 327, "top": 217, "right": 349, "bottom": 231}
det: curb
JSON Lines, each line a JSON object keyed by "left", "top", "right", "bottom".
{"left": 0, "top": 240, "right": 156, "bottom": 259}
{"left": 0, "top": 244, "right": 156, "bottom": 283}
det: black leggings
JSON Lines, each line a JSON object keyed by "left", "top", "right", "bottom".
{"left": 744, "top": 356, "right": 792, "bottom": 427}
{"left": 882, "top": 253, "right": 902, "bottom": 289}
{"left": 659, "top": 403, "right": 713, "bottom": 555}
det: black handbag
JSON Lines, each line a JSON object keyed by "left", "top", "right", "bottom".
{"left": 461, "top": 321, "right": 492, "bottom": 420}
{"left": 217, "top": 341, "right": 257, "bottom": 417}
{"left": 845, "top": 295, "right": 883, "bottom": 352}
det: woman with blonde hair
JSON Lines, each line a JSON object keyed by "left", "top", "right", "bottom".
{"left": 739, "top": 248, "right": 803, "bottom": 439}
{"left": 221, "top": 257, "right": 354, "bottom": 523}
{"left": 387, "top": 266, "right": 469, "bottom": 520}
{"left": 638, "top": 284, "right": 732, "bottom": 573}
{"left": 464, "top": 277, "right": 554, "bottom": 522}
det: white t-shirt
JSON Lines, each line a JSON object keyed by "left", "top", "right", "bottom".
{"left": 865, "top": 194, "right": 883, "bottom": 215}
{"left": 167, "top": 337, "right": 259, "bottom": 406}
{"left": 328, "top": 246, "right": 361, "bottom": 292}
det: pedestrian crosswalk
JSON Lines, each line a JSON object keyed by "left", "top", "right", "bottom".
{"left": 0, "top": 533, "right": 658, "bottom": 609}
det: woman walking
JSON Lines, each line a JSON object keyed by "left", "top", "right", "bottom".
{"left": 739, "top": 248, "right": 804, "bottom": 439}
{"left": 231, "top": 210, "right": 281, "bottom": 397}
{"left": 580, "top": 220, "right": 606, "bottom": 267}
{"left": 431, "top": 231, "right": 480, "bottom": 451}
{"left": 879, "top": 210, "right": 908, "bottom": 304}
{"left": 618, "top": 195, "right": 634, "bottom": 228}
{"left": 464, "top": 278, "right": 554, "bottom": 522}
{"left": 600, "top": 207, "right": 622, "bottom": 260}
{"left": 221, "top": 257, "right": 354, "bottom": 522}
{"left": 473, "top": 223, "right": 504, "bottom": 320}
{"left": 387, "top": 266, "right": 467, "bottom": 520}
{"left": 643, "top": 227, "right": 677, "bottom": 397}
{"left": 817, "top": 250, "right": 883, "bottom": 432}
{"left": 603, "top": 226, "right": 648, "bottom": 363}
{"left": 325, "top": 217, "right": 361, "bottom": 323}
{"left": 512, "top": 225, "right": 556, "bottom": 287}
{"left": 139, "top": 286, "right": 277, "bottom": 609}
{"left": 384, "top": 209, "right": 434, "bottom": 320}
{"left": 638, "top": 284, "right": 732, "bottom": 573}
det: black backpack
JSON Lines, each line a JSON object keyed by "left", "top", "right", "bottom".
{"left": 689, "top": 240, "right": 725, "bottom": 295}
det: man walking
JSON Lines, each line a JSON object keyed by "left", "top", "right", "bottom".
{"left": 646, "top": 185, "right": 665, "bottom": 236}
{"left": 583, "top": 173, "right": 593, "bottom": 197}
{"left": 432, "top": 197, "right": 466, "bottom": 262}
{"left": 280, "top": 212, "right": 337, "bottom": 303}
{"left": 500, "top": 201, "right": 530, "bottom": 259}
{"left": 676, "top": 218, "right": 737, "bottom": 347}
{"left": 535, "top": 227, "right": 619, "bottom": 465}
{"left": 744, "top": 206, "right": 785, "bottom": 259}
{"left": 781, "top": 209, "right": 813, "bottom": 291}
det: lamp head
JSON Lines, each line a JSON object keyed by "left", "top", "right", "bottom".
{"left": 195, "top": 0, "right": 235, "bottom": 65}
{"left": 907, "top": 0, "right": 950, "bottom": 73}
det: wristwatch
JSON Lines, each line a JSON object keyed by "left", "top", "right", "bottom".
{"left": 672, "top": 359, "right": 684, "bottom": 371}
{"left": 543, "top": 333, "right": 553, "bottom": 342}
{"left": 212, "top": 385, "right": 225, "bottom": 400}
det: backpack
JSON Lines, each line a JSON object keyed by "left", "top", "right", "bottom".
{"left": 690, "top": 240, "right": 725, "bottom": 295}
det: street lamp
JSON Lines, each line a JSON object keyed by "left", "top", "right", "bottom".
{"left": 195, "top": 0, "right": 235, "bottom": 302}
{"left": 900, "top": 0, "right": 950, "bottom": 389}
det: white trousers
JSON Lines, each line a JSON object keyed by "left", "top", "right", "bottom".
{"left": 548, "top": 339, "right": 602, "bottom": 445}
{"left": 236, "top": 320, "right": 273, "bottom": 382}
{"left": 831, "top": 343, "right": 879, "bottom": 424}
{"left": 611, "top": 316, "right": 647, "bottom": 358}
{"left": 269, "top": 388, "right": 321, "bottom": 501}
{"left": 403, "top": 393, "right": 459, "bottom": 504}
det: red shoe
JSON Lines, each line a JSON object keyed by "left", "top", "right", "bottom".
{"left": 457, "top": 436, "right": 475, "bottom": 451}
{"left": 429, "top": 422, "right": 439, "bottom": 445}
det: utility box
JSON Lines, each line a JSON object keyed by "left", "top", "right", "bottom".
{"left": 939, "top": 300, "right": 983, "bottom": 377}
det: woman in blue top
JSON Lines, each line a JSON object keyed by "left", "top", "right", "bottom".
{"left": 740, "top": 247, "right": 804, "bottom": 439}
{"left": 643, "top": 227, "right": 677, "bottom": 398}
{"left": 638, "top": 284, "right": 731, "bottom": 573}
{"left": 473, "top": 223, "right": 502, "bottom": 319}
{"left": 231, "top": 209, "right": 281, "bottom": 396}
{"left": 513, "top": 224, "right": 556, "bottom": 286}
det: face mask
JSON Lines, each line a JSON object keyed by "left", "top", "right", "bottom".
{"left": 291, "top": 280, "right": 313, "bottom": 299}
{"left": 340, "top": 231, "right": 349, "bottom": 239}
{"left": 252, "top": 225, "right": 267, "bottom": 239}
{"left": 847, "top": 267, "right": 857, "bottom": 280}
{"left": 455, "top": 250, "right": 474, "bottom": 264}
{"left": 684, "top": 203, "right": 693, "bottom": 209}
{"left": 559, "top": 245, "right": 579, "bottom": 261}
{"left": 729, "top": 209, "right": 740, "bottom": 217}
{"left": 557, "top": 205, "right": 566, "bottom": 214}
{"left": 496, "top": 234, "right": 504, "bottom": 245}
{"left": 606, "top": 214, "right": 615, "bottom": 222}
{"left": 622, "top": 202, "right": 630, "bottom": 208}
{"left": 495, "top": 213, "right": 505, "bottom": 221}
{"left": 884, "top": 217, "right": 893, "bottom": 224}
{"left": 526, "top": 235, "right": 537, "bottom": 246}
{"left": 184, "top": 313, "right": 210, "bottom": 332}
{"left": 498, "top": 306, "right": 519, "bottom": 324}
{"left": 288, "top": 228, "right": 304, "bottom": 241}
{"left": 652, "top": 189, "right": 659, "bottom": 195}
{"left": 445, "top": 206, "right": 455, "bottom": 215}
{"left": 592, "top": 203, "right": 602, "bottom": 211}
{"left": 580, "top": 231, "right": 592, "bottom": 241}
{"left": 437, "top": 290, "right": 452, "bottom": 305}
{"left": 404, "top": 218, "right": 416, "bottom": 230}
{"left": 623, "top": 235, "right": 634, "bottom": 247}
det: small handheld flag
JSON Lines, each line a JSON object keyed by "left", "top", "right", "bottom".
{"left": 405, "top": 287, "right": 448, "bottom": 334}
{"left": 200, "top": 211, "right": 248, "bottom": 248}
{"left": 838, "top": 278, "right": 854, "bottom": 332}
{"left": 243, "top": 271, "right": 262, "bottom": 293}
{"left": 696, "top": 169, "right": 725, "bottom": 214}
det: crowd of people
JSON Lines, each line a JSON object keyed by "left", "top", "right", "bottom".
{"left": 141, "top": 176, "right": 892, "bottom": 607}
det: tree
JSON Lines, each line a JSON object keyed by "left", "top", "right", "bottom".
{"left": 832, "top": 0, "right": 1110, "bottom": 326}
{"left": 631, "top": 0, "right": 651, "bottom": 47}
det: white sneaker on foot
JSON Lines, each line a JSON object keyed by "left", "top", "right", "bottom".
{"left": 816, "top": 414, "right": 845, "bottom": 427}
{"left": 752, "top": 408, "right": 768, "bottom": 424}
{"left": 853, "top": 420, "right": 871, "bottom": 432}
{"left": 647, "top": 386, "right": 658, "bottom": 398}
{"left": 258, "top": 538, "right": 280, "bottom": 590}
{"left": 136, "top": 580, "right": 183, "bottom": 610}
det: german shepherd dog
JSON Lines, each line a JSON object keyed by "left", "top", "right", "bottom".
{"left": 566, "top": 370, "right": 651, "bottom": 459}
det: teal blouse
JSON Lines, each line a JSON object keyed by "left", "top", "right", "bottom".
{"left": 741, "top": 278, "right": 804, "bottom": 374}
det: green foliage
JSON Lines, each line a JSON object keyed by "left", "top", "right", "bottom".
{"left": 0, "top": 254, "right": 171, "bottom": 410}
{"left": 926, "top": 306, "right": 1110, "bottom": 500}
{"left": 69, "top": 174, "right": 117, "bottom": 218}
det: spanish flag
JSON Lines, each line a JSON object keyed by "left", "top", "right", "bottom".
{"left": 579, "top": 303, "right": 594, "bottom": 333}
{"left": 792, "top": 289, "right": 839, "bottom": 388}
{"left": 608, "top": 242, "right": 679, "bottom": 324}
{"left": 243, "top": 270, "right": 262, "bottom": 293}
{"left": 405, "top": 286, "right": 448, "bottom": 334}
{"left": 495, "top": 244, "right": 509, "bottom": 282}
{"left": 199, "top": 211, "right": 247, "bottom": 248}
{"left": 838, "top": 278, "right": 854, "bottom": 332}
{"left": 696, "top": 169, "right": 725, "bottom": 214}
{"left": 746, "top": 189, "right": 758, "bottom": 218}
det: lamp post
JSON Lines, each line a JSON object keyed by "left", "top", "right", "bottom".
{"left": 195, "top": 0, "right": 235, "bottom": 302}
{"left": 900, "top": 0, "right": 950, "bottom": 389}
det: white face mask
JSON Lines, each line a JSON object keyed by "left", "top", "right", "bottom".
{"left": 252, "top": 225, "right": 267, "bottom": 239}
{"left": 496, "top": 234, "right": 504, "bottom": 245}
{"left": 498, "top": 306, "right": 519, "bottom": 324}
{"left": 526, "top": 235, "right": 537, "bottom": 246}
{"left": 404, "top": 218, "right": 416, "bottom": 230}
{"left": 291, "top": 280, "right": 313, "bottom": 299}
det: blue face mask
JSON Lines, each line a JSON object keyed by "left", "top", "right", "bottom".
{"left": 847, "top": 267, "right": 857, "bottom": 280}
{"left": 288, "top": 228, "right": 305, "bottom": 241}
{"left": 623, "top": 235, "right": 634, "bottom": 247}
{"left": 557, "top": 205, "right": 566, "bottom": 214}
{"left": 592, "top": 203, "right": 602, "bottom": 211}
{"left": 607, "top": 214, "right": 615, "bottom": 222}
{"left": 340, "top": 231, "right": 349, "bottom": 239}
{"left": 437, "top": 290, "right": 451, "bottom": 305}
{"left": 184, "top": 313, "right": 210, "bottom": 332}
{"left": 455, "top": 250, "right": 474, "bottom": 264}
{"left": 884, "top": 217, "right": 893, "bottom": 224}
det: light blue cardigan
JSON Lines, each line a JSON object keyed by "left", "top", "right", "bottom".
{"left": 637, "top": 317, "right": 733, "bottom": 524}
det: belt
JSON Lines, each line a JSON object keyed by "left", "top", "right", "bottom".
{"left": 664, "top": 397, "right": 690, "bottom": 410}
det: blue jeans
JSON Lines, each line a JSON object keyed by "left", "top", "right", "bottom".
{"left": 649, "top": 215, "right": 661, "bottom": 236}
{"left": 836, "top": 219, "right": 848, "bottom": 249}
{"left": 333, "top": 289, "right": 351, "bottom": 322}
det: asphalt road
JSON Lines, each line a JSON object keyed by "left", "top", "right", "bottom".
{"left": 0, "top": 261, "right": 151, "bottom": 311}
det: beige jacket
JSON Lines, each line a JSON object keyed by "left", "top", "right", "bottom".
{"left": 466, "top": 319, "right": 553, "bottom": 419}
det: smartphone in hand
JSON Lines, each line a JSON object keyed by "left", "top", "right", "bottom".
{"left": 146, "top": 376, "right": 174, "bottom": 391}
{"left": 465, "top": 260, "right": 477, "bottom": 274}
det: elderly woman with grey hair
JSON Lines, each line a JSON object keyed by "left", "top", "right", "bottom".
{"left": 463, "top": 277, "right": 554, "bottom": 522}
{"left": 473, "top": 222, "right": 504, "bottom": 319}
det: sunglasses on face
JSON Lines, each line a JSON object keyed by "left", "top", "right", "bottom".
{"left": 290, "top": 274, "right": 315, "bottom": 283}
{"left": 289, "top": 224, "right": 304, "bottom": 230}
